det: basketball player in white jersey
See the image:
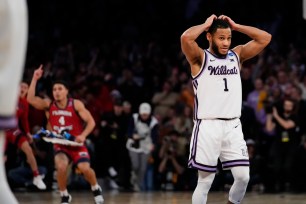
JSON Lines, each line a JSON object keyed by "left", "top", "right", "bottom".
{"left": 181, "top": 14, "right": 271, "bottom": 204}
{"left": 0, "top": 0, "right": 28, "bottom": 203}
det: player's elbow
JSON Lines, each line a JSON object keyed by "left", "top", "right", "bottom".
{"left": 180, "top": 32, "right": 192, "bottom": 44}
{"left": 89, "top": 118, "right": 96, "bottom": 130}
{"left": 262, "top": 33, "right": 272, "bottom": 46}
{"left": 26, "top": 95, "right": 35, "bottom": 106}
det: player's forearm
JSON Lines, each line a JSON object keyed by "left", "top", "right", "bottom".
{"left": 27, "top": 77, "right": 38, "bottom": 104}
{"left": 234, "top": 24, "right": 271, "bottom": 45}
{"left": 181, "top": 23, "right": 209, "bottom": 42}
{"left": 80, "top": 119, "right": 95, "bottom": 138}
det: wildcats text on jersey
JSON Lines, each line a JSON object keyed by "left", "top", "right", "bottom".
{"left": 208, "top": 65, "right": 238, "bottom": 75}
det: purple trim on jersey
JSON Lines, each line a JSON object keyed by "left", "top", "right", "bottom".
{"left": 192, "top": 80, "right": 198, "bottom": 90}
{"left": 191, "top": 120, "right": 201, "bottom": 156}
{"left": 230, "top": 49, "right": 240, "bottom": 64}
{"left": 0, "top": 116, "right": 17, "bottom": 130}
{"left": 192, "top": 50, "right": 207, "bottom": 80}
{"left": 192, "top": 80, "right": 198, "bottom": 120}
{"left": 188, "top": 120, "right": 218, "bottom": 172}
{"left": 193, "top": 95, "right": 199, "bottom": 120}
{"left": 222, "top": 159, "right": 250, "bottom": 169}
{"left": 205, "top": 49, "right": 227, "bottom": 59}
{"left": 188, "top": 158, "right": 217, "bottom": 172}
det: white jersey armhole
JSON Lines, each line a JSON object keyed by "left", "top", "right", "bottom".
{"left": 191, "top": 50, "right": 206, "bottom": 79}
{"left": 231, "top": 49, "right": 241, "bottom": 70}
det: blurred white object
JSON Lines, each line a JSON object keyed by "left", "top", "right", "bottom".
{"left": 0, "top": 0, "right": 28, "bottom": 203}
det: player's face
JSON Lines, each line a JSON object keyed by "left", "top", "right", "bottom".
{"left": 19, "top": 82, "right": 29, "bottom": 98}
{"left": 53, "top": 84, "right": 68, "bottom": 101}
{"left": 210, "top": 28, "right": 232, "bottom": 57}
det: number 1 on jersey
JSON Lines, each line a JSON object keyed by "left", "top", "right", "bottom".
{"left": 223, "top": 78, "right": 229, "bottom": 92}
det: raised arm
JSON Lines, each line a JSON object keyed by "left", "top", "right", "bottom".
{"left": 73, "top": 99, "right": 95, "bottom": 143}
{"left": 27, "top": 65, "right": 50, "bottom": 110}
{"left": 219, "top": 15, "right": 272, "bottom": 63}
{"left": 180, "top": 14, "right": 217, "bottom": 76}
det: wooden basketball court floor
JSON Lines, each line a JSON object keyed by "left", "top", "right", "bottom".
{"left": 15, "top": 190, "right": 306, "bottom": 204}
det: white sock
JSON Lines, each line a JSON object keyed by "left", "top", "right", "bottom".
{"left": 91, "top": 184, "right": 100, "bottom": 191}
{"left": 60, "top": 190, "right": 69, "bottom": 197}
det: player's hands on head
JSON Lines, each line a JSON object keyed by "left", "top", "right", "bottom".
{"left": 218, "top": 15, "right": 237, "bottom": 30}
{"left": 33, "top": 64, "right": 44, "bottom": 80}
{"left": 204, "top": 14, "right": 217, "bottom": 31}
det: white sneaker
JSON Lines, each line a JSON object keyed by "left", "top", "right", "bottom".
{"left": 33, "top": 175, "right": 47, "bottom": 190}
{"left": 61, "top": 194, "right": 72, "bottom": 204}
{"left": 92, "top": 186, "right": 104, "bottom": 204}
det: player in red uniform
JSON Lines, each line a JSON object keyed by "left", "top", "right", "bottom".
{"left": 5, "top": 82, "right": 46, "bottom": 190}
{"left": 27, "top": 65, "right": 104, "bottom": 204}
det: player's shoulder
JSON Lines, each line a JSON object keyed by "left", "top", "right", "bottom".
{"left": 232, "top": 45, "right": 242, "bottom": 57}
{"left": 72, "top": 98, "right": 86, "bottom": 110}
{"left": 72, "top": 98, "right": 84, "bottom": 103}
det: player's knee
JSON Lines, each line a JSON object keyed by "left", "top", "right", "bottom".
{"left": 197, "top": 171, "right": 215, "bottom": 191}
{"left": 55, "top": 162, "right": 69, "bottom": 173}
{"left": 77, "top": 163, "right": 91, "bottom": 174}
{"left": 234, "top": 171, "right": 249, "bottom": 186}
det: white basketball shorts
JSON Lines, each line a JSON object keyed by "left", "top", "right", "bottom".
{"left": 188, "top": 118, "right": 249, "bottom": 172}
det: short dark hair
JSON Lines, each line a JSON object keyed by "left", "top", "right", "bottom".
{"left": 207, "top": 19, "right": 231, "bottom": 34}
{"left": 52, "top": 80, "right": 69, "bottom": 90}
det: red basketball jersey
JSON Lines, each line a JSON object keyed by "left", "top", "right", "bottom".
{"left": 48, "top": 98, "right": 84, "bottom": 136}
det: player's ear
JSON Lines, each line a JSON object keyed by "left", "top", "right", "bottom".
{"left": 206, "top": 32, "right": 212, "bottom": 42}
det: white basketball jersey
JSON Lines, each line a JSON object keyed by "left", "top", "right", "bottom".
{"left": 192, "top": 49, "right": 242, "bottom": 119}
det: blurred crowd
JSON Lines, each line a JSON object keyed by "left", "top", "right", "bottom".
{"left": 4, "top": 0, "right": 306, "bottom": 195}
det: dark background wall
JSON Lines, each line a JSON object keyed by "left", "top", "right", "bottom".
{"left": 25, "top": 0, "right": 306, "bottom": 66}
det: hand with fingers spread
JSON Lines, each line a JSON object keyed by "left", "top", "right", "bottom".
{"left": 204, "top": 14, "right": 217, "bottom": 31}
{"left": 218, "top": 15, "right": 238, "bottom": 30}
